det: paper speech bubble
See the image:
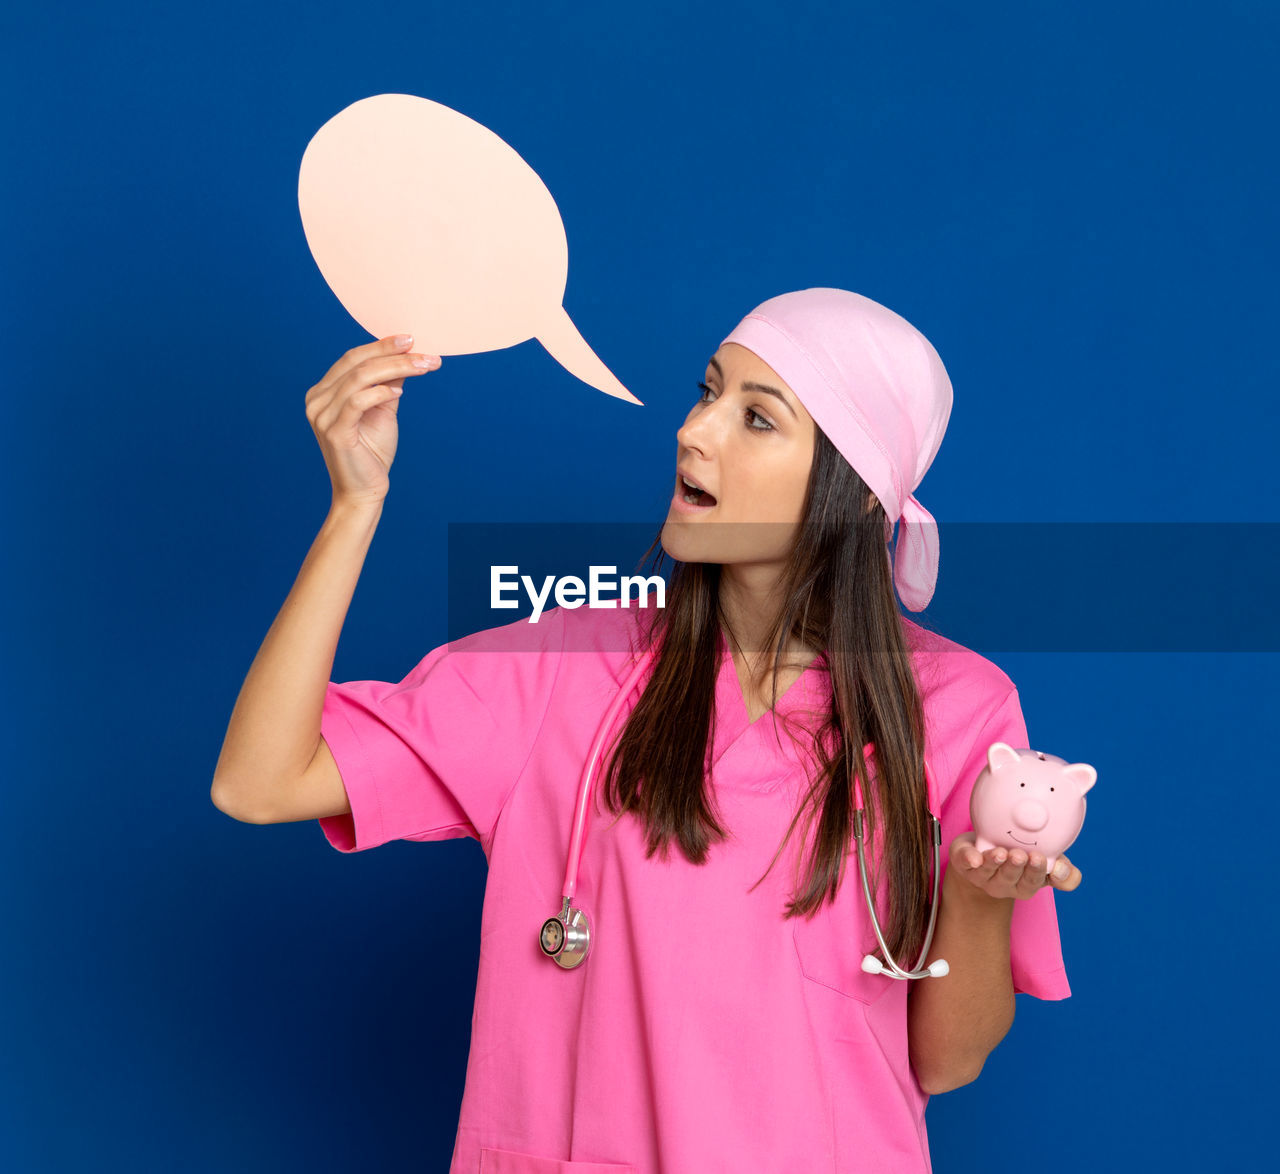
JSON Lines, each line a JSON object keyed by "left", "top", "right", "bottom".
{"left": 298, "top": 93, "right": 641, "bottom": 405}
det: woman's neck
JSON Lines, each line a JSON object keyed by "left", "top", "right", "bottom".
{"left": 717, "top": 567, "right": 820, "bottom": 678}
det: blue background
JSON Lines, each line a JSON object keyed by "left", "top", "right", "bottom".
{"left": 3, "top": 1, "right": 1276, "bottom": 1170}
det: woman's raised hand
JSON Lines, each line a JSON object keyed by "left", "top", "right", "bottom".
{"left": 305, "top": 334, "right": 442, "bottom": 508}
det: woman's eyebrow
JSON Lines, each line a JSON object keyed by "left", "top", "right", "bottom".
{"left": 707, "top": 355, "right": 798, "bottom": 420}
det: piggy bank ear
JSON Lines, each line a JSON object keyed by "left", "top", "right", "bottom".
{"left": 987, "top": 742, "right": 1022, "bottom": 772}
{"left": 1065, "top": 763, "right": 1097, "bottom": 794}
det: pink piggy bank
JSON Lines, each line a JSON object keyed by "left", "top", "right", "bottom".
{"left": 970, "top": 742, "right": 1097, "bottom": 872}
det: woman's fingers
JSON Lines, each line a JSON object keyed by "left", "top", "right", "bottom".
{"left": 322, "top": 380, "right": 403, "bottom": 439}
{"left": 316, "top": 333, "right": 417, "bottom": 393}
{"left": 990, "top": 849, "right": 1025, "bottom": 890}
{"left": 952, "top": 833, "right": 996, "bottom": 879}
{"left": 303, "top": 333, "right": 445, "bottom": 505}
{"left": 307, "top": 334, "right": 406, "bottom": 418}
{"left": 309, "top": 350, "right": 440, "bottom": 432}
{"left": 983, "top": 847, "right": 1047, "bottom": 897}
{"left": 1048, "top": 854, "right": 1083, "bottom": 892}
{"left": 949, "top": 836, "right": 1080, "bottom": 899}
{"left": 1015, "top": 852, "right": 1049, "bottom": 897}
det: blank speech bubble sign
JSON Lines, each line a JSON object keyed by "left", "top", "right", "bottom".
{"left": 298, "top": 93, "right": 642, "bottom": 405}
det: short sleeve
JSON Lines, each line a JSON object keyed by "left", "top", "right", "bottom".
{"left": 937, "top": 686, "right": 1072, "bottom": 1001}
{"left": 317, "top": 610, "right": 566, "bottom": 856}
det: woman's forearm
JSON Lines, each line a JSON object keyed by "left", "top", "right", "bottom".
{"left": 906, "top": 867, "right": 1016, "bottom": 1094}
{"left": 210, "top": 498, "right": 383, "bottom": 818}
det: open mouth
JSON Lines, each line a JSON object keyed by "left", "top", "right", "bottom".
{"left": 678, "top": 474, "right": 718, "bottom": 507}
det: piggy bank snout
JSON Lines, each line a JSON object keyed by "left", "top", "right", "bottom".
{"left": 1012, "top": 798, "right": 1049, "bottom": 832}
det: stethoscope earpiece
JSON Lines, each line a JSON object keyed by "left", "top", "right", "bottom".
{"left": 862, "top": 954, "right": 950, "bottom": 979}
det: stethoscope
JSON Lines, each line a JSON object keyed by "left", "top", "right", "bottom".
{"left": 538, "top": 646, "right": 950, "bottom": 982}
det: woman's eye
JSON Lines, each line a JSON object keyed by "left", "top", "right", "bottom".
{"left": 694, "top": 382, "right": 774, "bottom": 431}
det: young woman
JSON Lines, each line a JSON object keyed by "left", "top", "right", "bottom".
{"left": 212, "top": 288, "right": 1081, "bottom": 1174}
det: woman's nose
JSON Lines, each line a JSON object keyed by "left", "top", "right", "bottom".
{"left": 677, "top": 401, "right": 721, "bottom": 450}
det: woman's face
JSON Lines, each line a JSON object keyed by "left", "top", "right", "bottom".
{"left": 661, "top": 342, "right": 816, "bottom": 566}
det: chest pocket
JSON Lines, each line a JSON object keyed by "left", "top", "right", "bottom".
{"left": 791, "top": 868, "right": 897, "bottom": 1006}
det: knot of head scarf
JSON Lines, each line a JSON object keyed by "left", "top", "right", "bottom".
{"left": 719, "top": 288, "right": 953, "bottom": 611}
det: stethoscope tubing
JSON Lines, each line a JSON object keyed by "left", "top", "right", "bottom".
{"left": 561, "top": 645, "right": 657, "bottom": 902}
{"left": 552, "top": 643, "right": 948, "bottom": 980}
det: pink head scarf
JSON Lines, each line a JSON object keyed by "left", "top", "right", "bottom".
{"left": 719, "top": 288, "right": 953, "bottom": 612}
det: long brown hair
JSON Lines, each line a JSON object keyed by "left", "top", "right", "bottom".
{"left": 600, "top": 425, "right": 934, "bottom": 963}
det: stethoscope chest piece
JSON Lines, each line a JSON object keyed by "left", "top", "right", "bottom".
{"left": 540, "top": 897, "right": 590, "bottom": 969}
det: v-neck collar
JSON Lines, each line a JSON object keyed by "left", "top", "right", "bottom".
{"left": 711, "top": 627, "right": 830, "bottom": 769}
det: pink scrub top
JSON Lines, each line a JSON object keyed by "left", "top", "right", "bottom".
{"left": 317, "top": 602, "right": 1070, "bottom": 1174}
